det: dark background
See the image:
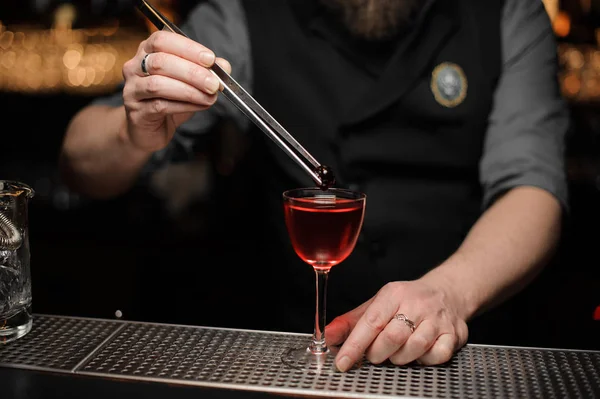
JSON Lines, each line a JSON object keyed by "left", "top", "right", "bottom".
{"left": 0, "top": 0, "right": 599, "bottom": 350}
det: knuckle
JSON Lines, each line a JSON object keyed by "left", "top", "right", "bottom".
{"left": 122, "top": 59, "right": 136, "bottom": 77}
{"left": 151, "top": 98, "right": 168, "bottom": 114}
{"left": 457, "top": 323, "right": 469, "bottom": 346}
{"left": 183, "top": 88, "right": 196, "bottom": 104}
{"left": 149, "top": 31, "right": 166, "bottom": 50}
{"left": 411, "top": 334, "right": 430, "bottom": 352}
{"left": 381, "top": 281, "right": 403, "bottom": 298}
{"left": 379, "top": 282, "right": 395, "bottom": 295}
{"left": 380, "top": 329, "right": 404, "bottom": 346}
{"left": 389, "top": 354, "right": 406, "bottom": 366}
{"left": 343, "top": 338, "right": 364, "bottom": 354}
{"left": 146, "top": 76, "right": 161, "bottom": 95}
{"left": 437, "top": 344, "right": 454, "bottom": 362}
{"left": 188, "top": 65, "right": 206, "bottom": 82}
{"left": 364, "top": 309, "right": 387, "bottom": 331}
{"left": 122, "top": 83, "right": 134, "bottom": 101}
{"left": 149, "top": 53, "right": 165, "bottom": 74}
{"left": 365, "top": 351, "right": 384, "bottom": 365}
{"left": 184, "top": 41, "right": 199, "bottom": 57}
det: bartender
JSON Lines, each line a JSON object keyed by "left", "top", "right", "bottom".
{"left": 59, "top": 0, "right": 568, "bottom": 372}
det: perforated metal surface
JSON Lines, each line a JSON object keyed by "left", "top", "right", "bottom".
{"left": 0, "top": 314, "right": 122, "bottom": 371}
{"left": 0, "top": 315, "right": 599, "bottom": 398}
{"left": 77, "top": 322, "right": 600, "bottom": 398}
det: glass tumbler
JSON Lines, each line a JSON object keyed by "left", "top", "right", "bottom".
{"left": 0, "top": 180, "right": 34, "bottom": 343}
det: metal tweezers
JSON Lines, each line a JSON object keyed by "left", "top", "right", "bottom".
{"left": 135, "top": 0, "right": 324, "bottom": 186}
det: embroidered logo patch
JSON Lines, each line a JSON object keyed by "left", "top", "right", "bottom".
{"left": 431, "top": 62, "right": 467, "bottom": 108}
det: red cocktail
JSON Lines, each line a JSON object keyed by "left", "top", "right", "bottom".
{"left": 284, "top": 198, "right": 364, "bottom": 269}
{"left": 281, "top": 187, "right": 366, "bottom": 373}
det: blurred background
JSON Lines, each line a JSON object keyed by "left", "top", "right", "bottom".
{"left": 0, "top": 0, "right": 598, "bottom": 349}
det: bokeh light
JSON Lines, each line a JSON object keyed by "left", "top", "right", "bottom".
{"left": 0, "top": 4, "right": 145, "bottom": 94}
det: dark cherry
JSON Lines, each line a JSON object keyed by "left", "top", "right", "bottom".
{"left": 316, "top": 165, "right": 335, "bottom": 190}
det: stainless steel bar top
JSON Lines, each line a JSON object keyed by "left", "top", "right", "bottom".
{"left": 1, "top": 314, "right": 599, "bottom": 399}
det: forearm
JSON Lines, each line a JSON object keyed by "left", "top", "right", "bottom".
{"left": 59, "top": 105, "right": 153, "bottom": 199}
{"left": 421, "top": 186, "right": 563, "bottom": 321}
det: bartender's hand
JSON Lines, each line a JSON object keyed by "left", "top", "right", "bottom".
{"left": 121, "top": 31, "right": 231, "bottom": 152}
{"left": 325, "top": 279, "right": 469, "bottom": 372}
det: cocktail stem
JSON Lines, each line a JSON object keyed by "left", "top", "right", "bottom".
{"left": 309, "top": 268, "right": 330, "bottom": 354}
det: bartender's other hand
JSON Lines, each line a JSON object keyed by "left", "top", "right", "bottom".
{"left": 121, "top": 30, "right": 232, "bottom": 152}
{"left": 325, "top": 280, "right": 469, "bottom": 372}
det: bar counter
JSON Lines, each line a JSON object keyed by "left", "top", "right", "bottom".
{"left": 1, "top": 314, "right": 599, "bottom": 398}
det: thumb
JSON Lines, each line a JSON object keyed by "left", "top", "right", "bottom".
{"left": 325, "top": 299, "right": 372, "bottom": 346}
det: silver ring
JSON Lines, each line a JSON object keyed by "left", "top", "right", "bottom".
{"left": 393, "top": 313, "right": 416, "bottom": 333}
{"left": 141, "top": 53, "right": 151, "bottom": 76}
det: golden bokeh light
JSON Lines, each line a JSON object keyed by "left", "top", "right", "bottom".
{"left": 558, "top": 43, "right": 600, "bottom": 103}
{"left": 553, "top": 11, "right": 571, "bottom": 38}
{"left": 0, "top": 26, "right": 144, "bottom": 94}
{"left": 0, "top": 3, "right": 147, "bottom": 94}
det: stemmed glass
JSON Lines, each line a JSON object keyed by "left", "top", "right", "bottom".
{"left": 281, "top": 187, "right": 366, "bottom": 374}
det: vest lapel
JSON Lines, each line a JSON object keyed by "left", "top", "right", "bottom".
{"left": 342, "top": 0, "right": 459, "bottom": 126}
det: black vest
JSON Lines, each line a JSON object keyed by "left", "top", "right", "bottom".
{"left": 242, "top": 0, "right": 503, "bottom": 331}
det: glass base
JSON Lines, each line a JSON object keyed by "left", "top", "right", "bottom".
{"left": 281, "top": 345, "right": 361, "bottom": 374}
{"left": 0, "top": 306, "right": 32, "bottom": 344}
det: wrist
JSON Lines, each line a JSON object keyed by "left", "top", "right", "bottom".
{"left": 419, "top": 254, "right": 481, "bottom": 321}
{"left": 115, "top": 109, "right": 154, "bottom": 164}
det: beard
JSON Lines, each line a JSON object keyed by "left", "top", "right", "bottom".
{"left": 320, "top": 0, "right": 422, "bottom": 41}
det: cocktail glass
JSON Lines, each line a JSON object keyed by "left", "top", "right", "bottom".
{"left": 281, "top": 187, "right": 366, "bottom": 374}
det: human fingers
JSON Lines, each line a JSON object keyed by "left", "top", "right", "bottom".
{"left": 388, "top": 319, "right": 439, "bottom": 365}
{"left": 415, "top": 333, "right": 458, "bottom": 366}
{"left": 326, "top": 299, "right": 373, "bottom": 347}
{"left": 335, "top": 286, "right": 400, "bottom": 372}
{"left": 417, "top": 318, "right": 468, "bottom": 365}
{"left": 215, "top": 57, "right": 232, "bottom": 75}
{"left": 131, "top": 74, "right": 218, "bottom": 107}
{"left": 135, "top": 98, "right": 210, "bottom": 118}
{"left": 143, "top": 31, "right": 217, "bottom": 68}
{"left": 133, "top": 51, "right": 223, "bottom": 96}
{"left": 138, "top": 54, "right": 233, "bottom": 95}
{"left": 364, "top": 312, "right": 420, "bottom": 365}
{"left": 210, "top": 57, "right": 232, "bottom": 91}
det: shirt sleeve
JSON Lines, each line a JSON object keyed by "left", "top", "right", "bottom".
{"left": 479, "top": 0, "right": 569, "bottom": 210}
{"left": 91, "top": 0, "right": 252, "bottom": 171}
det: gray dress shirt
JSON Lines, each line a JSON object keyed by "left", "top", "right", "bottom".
{"left": 93, "top": 0, "right": 569, "bottom": 210}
